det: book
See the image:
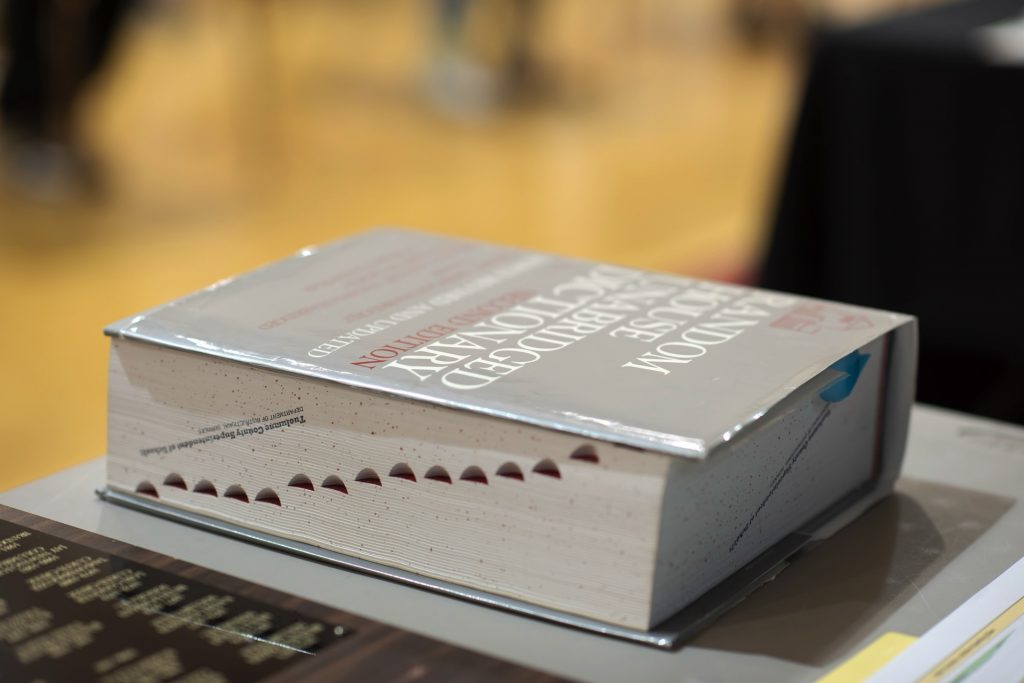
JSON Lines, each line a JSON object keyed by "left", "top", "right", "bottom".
{"left": 0, "top": 504, "right": 564, "bottom": 682}
{"left": 104, "top": 228, "right": 917, "bottom": 632}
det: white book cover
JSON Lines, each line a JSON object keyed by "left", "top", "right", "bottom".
{"left": 106, "top": 228, "right": 912, "bottom": 461}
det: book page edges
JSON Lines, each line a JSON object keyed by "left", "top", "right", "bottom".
{"left": 796, "top": 322, "right": 917, "bottom": 544}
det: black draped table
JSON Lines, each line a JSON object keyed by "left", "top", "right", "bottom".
{"left": 760, "top": 0, "right": 1024, "bottom": 423}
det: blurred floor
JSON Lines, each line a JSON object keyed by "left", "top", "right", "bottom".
{"left": 0, "top": 0, "right": 799, "bottom": 489}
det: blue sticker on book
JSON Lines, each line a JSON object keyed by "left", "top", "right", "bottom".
{"left": 819, "top": 351, "right": 869, "bottom": 403}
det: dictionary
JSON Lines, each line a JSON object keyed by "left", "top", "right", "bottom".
{"left": 103, "top": 228, "right": 916, "bottom": 636}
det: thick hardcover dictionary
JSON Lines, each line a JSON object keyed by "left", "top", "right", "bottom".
{"left": 103, "top": 228, "right": 916, "bottom": 634}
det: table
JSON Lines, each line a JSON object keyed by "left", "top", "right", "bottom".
{"left": 2, "top": 405, "right": 1023, "bottom": 682}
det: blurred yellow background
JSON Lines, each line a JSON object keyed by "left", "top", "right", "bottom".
{"left": 2, "top": 0, "right": 921, "bottom": 490}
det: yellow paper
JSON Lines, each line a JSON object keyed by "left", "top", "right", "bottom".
{"left": 818, "top": 632, "right": 918, "bottom": 683}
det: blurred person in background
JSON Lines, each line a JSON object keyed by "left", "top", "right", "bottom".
{"left": 429, "top": 0, "right": 546, "bottom": 117}
{"left": 1, "top": 0, "right": 132, "bottom": 202}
